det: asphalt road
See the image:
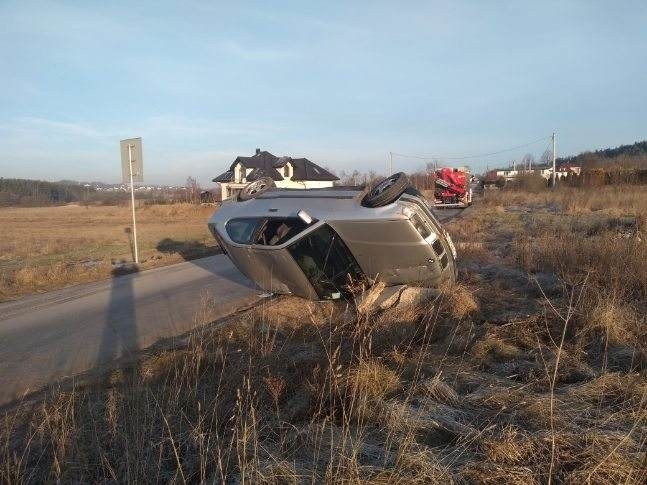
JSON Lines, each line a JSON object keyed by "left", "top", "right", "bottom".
{"left": 0, "top": 207, "right": 467, "bottom": 408}
{"left": 0, "top": 255, "right": 260, "bottom": 407}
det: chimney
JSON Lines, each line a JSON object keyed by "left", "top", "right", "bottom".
{"left": 255, "top": 148, "right": 261, "bottom": 155}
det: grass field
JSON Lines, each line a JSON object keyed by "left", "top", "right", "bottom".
{"left": 1, "top": 186, "right": 646, "bottom": 483}
{"left": 0, "top": 203, "right": 219, "bottom": 301}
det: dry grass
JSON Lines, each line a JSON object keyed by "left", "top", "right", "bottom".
{"left": 1, "top": 186, "right": 646, "bottom": 483}
{"left": 349, "top": 360, "right": 401, "bottom": 400}
{"left": 444, "top": 283, "right": 479, "bottom": 319}
{"left": 0, "top": 203, "right": 219, "bottom": 300}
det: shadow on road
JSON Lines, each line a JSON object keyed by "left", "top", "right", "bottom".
{"left": 96, "top": 267, "right": 140, "bottom": 377}
{"left": 0, "top": 241, "right": 258, "bottom": 411}
{"left": 93, "top": 239, "right": 253, "bottom": 379}
{"left": 156, "top": 238, "right": 221, "bottom": 261}
{"left": 156, "top": 238, "right": 252, "bottom": 288}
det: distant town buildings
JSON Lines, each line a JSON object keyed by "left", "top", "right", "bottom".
{"left": 492, "top": 169, "right": 529, "bottom": 181}
{"left": 89, "top": 183, "right": 185, "bottom": 192}
{"left": 485, "top": 165, "right": 581, "bottom": 184}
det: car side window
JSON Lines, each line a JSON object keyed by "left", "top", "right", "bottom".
{"left": 226, "top": 218, "right": 263, "bottom": 244}
{"left": 226, "top": 217, "right": 310, "bottom": 246}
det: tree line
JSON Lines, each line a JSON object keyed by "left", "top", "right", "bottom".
{"left": 0, "top": 178, "right": 97, "bottom": 206}
{"left": 557, "top": 140, "right": 647, "bottom": 169}
{"left": 0, "top": 178, "right": 206, "bottom": 207}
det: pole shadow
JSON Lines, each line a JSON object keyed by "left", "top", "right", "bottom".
{"left": 96, "top": 266, "right": 140, "bottom": 380}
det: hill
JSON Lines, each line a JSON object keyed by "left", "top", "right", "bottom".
{"left": 558, "top": 140, "right": 647, "bottom": 169}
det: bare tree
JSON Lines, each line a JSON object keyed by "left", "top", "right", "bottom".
{"left": 185, "top": 176, "right": 201, "bottom": 204}
{"left": 539, "top": 148, "right": 552, "bottom": 167}
{"left": 521, "top": 153, "right": 535, "bottom": 170}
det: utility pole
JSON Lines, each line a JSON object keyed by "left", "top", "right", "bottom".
{"left": 389, "top": 151, "right": 393, "bottom": 174}
{"left": 128, "top": 143, "right": 139, "bottom": 263}
{"left": 552, "top": 132, "right": 557, "bottom": 188}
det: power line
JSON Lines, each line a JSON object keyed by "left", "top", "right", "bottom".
{"left": 391, "top": 135, "right": 551, "bottom": 161}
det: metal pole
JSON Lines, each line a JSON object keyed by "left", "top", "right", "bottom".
{"left": 128, "top": 143, "right": 139, "bottom": 263}
{"left": 552, "top": 132, "right": 557, "bottom": 188}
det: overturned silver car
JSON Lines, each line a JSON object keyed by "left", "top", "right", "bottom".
{"left": 208, "top": 173, "right": 457, "bottom": 300}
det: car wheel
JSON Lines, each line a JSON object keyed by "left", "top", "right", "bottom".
{"left": 238, "top": 177, "right": 275, "bottom": 201}
{"left": 362, "top": 172, "right": 410, "bottom": 207}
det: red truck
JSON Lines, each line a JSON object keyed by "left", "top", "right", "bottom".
{"left": 433, "top": 167, "right": 473, "bottom": 208}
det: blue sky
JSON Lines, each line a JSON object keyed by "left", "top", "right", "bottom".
{"left": 1, "top": 1, "right": 646, "bottom": 185}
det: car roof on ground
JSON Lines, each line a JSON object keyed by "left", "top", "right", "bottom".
{"left": 213, "top": 186, "right": 422, "bottom": 224}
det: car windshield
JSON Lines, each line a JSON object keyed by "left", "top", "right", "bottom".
{"left": 226, "top": 217, "right": 310, "bottom": 246}
{"left": 287, "top": 224, "right": 364, "bottom": 299}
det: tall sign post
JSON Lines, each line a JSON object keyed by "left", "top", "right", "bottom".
{"left": 120, "top": 138, "right": 143, "bottom": 263}
{"left": 551, "top": 132, "right": 557, "bottom": 188}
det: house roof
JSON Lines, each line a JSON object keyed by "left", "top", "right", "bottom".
{"left": 284, "top": 158, "right": 339, "bottom": 181}
{"left": 213, "top": 170, "right": 235, "bottom": 183}
{"left": 212, "top": 150, "right": 338, "bottom": 183}
{"left": 232, "top": 151, "right": 284, "bottom": 181}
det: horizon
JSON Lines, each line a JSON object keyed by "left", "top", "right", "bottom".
{"left": 2, "top": 136, "right": 646, "bottom": 188}
{"left": 1, "top": 1, "right": 646, "bottom": 185}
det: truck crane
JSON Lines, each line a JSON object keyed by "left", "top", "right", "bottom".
{"left": 433, "top": 167, "right": 473, "bottom": 208}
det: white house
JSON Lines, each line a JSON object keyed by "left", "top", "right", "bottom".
{"left": 538, "top": 165, "right": 581, "bottom": 180}
{"left": 492, "top": 165, "right": 582, "bottom": 182}
{"left": 495, "top": 169, "right": 533, "bottom": 181}
{"left": 213, "top": 149, "right": 339, "bottom": 200}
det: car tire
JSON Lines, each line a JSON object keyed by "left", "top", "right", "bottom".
{"left": 362, "top": 172, "right": 410, "bottom": 207}
{"left": 238, "top": 177, "right": 275, "bottom": 201}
